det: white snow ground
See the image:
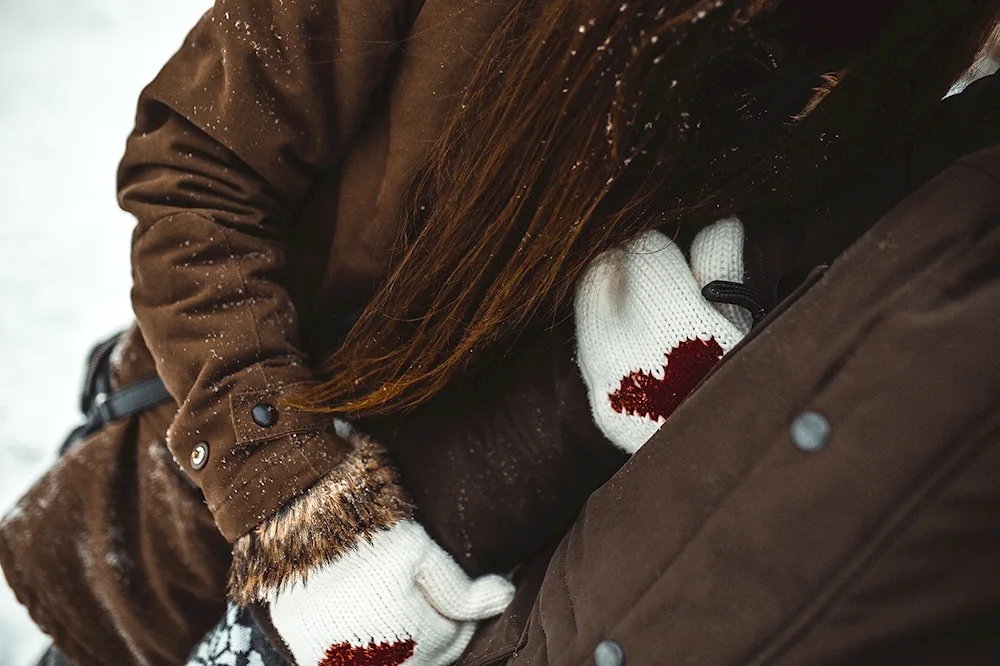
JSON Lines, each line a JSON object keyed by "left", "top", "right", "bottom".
{"left": 0, "top": 1, "right": 209, "bottom": 664}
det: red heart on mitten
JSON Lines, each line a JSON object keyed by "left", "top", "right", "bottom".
{"left": 320, "top": 639, "right": 416, "bottom": 666}
{"left": 609, "top": 337, "right": 724, "bottom": 423}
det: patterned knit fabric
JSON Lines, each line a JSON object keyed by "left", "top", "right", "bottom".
{"left": 575, "top": 218, "right": 749, "bottom": 454}
{"left": 188, "top": 603, "right": 290, "bottom": 666}
{"left": 267, "top": 520, "right": 514, "bottom": 666}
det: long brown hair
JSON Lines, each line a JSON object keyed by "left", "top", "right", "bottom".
{"left": 295, "top": 0, "right": 1000, "bottom": 417}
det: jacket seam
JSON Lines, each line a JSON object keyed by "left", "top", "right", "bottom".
{"left": 745, "top": 223, "right": 1000, "bottom": 659}
{"left": 231, "top": 423, "right": 331, "bottom": 449}
{"left": 597, "top": 406, "right": 1000, "bottom": 665}
{"left": 749, "top": 407, "right": 1000, "bottom": 665}
{"left": 218, "top": 223, "right": 270, "bottom": 393}
{"left": 132, "top": 209, "right": 212, "bottom": 242}
{"left": 134, "top": 209, "right": 281, "bottom": 432}
{"left": 560, "top": 540, "right": 580, "bottom": 641}
{"left": 212, "top": 432, "right": 325, "bottom": 511}
{"left": 229, "top": 378, "right": 334, "bottom": 447}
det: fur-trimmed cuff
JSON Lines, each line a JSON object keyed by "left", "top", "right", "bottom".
{"left": 228, "top": 432, "right": 413, "bottom": 605}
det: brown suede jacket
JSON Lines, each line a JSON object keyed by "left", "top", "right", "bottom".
{"left": 116, "top": 0, "right": 1000, "bottom": 548}
{"left": 3, "top": 0, "right": 1000, "bottom": 662}
{"left": 118, "top": 0, "right": 516, "bottom": 547}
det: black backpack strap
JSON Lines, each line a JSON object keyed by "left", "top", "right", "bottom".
{"left": 78, "top": 332, "right": 120, "bottom": 414}
{"left": 89, "top": 376, "right": 174, "bottom": 424}
{"left": 60, "top": 332, "right": 174, "bottom": 454}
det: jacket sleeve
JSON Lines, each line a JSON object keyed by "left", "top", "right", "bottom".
{"left": 118, "top": 0, "right": 418, "bottom": 543}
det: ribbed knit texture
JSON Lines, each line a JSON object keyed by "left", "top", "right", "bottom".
{"left": 690, "top": 216, "right": 753, "bottom": 334}
{"left": 268, "top": 520, "right": 514, "bottom": 666}
{"left": 575, "top": 218, "right": 749, "bottom": 453}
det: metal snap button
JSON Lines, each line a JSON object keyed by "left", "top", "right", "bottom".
{"left": 251, "top": 402, "right": 279, "bottom": 428}
{"left": 594, "top": 639, "right": 624, "bottom": 666}
{"left": 791, "top": 411, "right": 831, "bottom": 453}
{"left": 190, "top": 442, "right": 209, "bottom": 470}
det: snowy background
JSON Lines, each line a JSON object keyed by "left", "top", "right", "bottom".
{"left": 0, "top": 0, "right": 209, "bottom": 663}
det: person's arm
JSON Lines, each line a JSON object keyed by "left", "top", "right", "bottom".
{"left": 121, "top": 4, "right": 514, "bottom": 662}
{"left": 120, "top": 0, "right": 415, "bottom": 545}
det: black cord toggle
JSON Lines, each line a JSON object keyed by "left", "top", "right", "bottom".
{"left": 701, "top": 280, "right": 768, "bottom": 328}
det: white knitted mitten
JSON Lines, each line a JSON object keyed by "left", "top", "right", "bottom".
{"left": 268, "top": 520, "right": 514, "bottom": 666}
{"left": 690, "top": 216, "right": 753, "bottom": 334}
{"left": 574, "top": 218, "right": 749, "bottom": 454}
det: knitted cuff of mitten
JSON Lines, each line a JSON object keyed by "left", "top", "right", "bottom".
{"left": 228, "top": 431, "right": 413, "bottom": 605}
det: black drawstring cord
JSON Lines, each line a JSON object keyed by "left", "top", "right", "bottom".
{"left": 701, "top": 280, "right": 768, "bottom": 328}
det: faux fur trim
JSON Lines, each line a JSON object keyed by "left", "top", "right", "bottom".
{"left": 228, "top": 432, "right": 413, "bottom": 605}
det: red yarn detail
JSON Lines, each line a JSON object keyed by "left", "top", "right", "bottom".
{"left": 609, "top": 337, "right": 724, "bottom": 422}
{"left": 319, "top": 638, "right": 416, "bottom": 666}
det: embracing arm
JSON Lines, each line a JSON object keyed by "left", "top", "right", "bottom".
{"left": 119, "top": 3, "right": 516, "bottom": 662}
{"left": 119, "top": 0, "right": 417, "bottom": 544}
